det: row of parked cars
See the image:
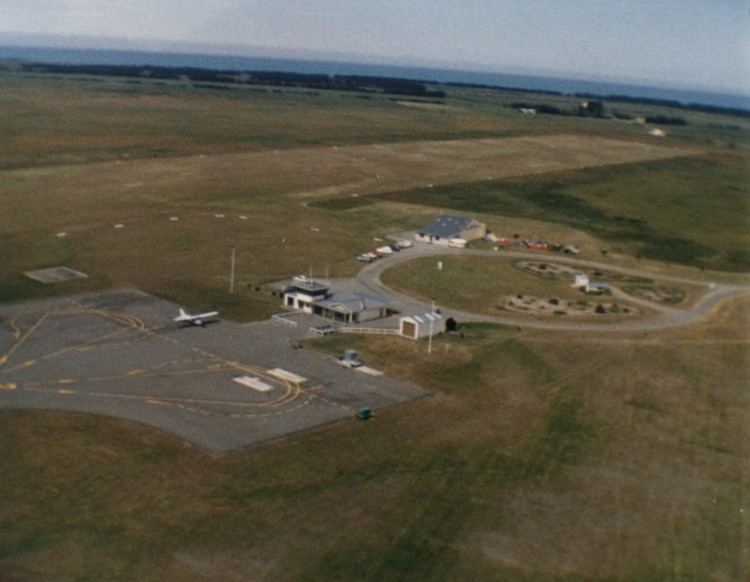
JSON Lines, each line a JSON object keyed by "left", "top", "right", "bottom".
{"left": 357, "top": 239, "right": 413, "bottom": 263}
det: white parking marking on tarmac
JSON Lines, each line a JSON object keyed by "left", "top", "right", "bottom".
{"left": 356, "top": 366, "right": 383, "bottom": 376}
{"left": 267, "top": 368, "right": 306, "bottom": 383}
{"left": 233, "top": 376, "right": 272, "bottom": 392}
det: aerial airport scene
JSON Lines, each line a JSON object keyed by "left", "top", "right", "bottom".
{"left": 0, "top": 2, "right": 748, "bottom": 580}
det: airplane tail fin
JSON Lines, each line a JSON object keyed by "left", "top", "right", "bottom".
{"left": 179, "top": 308, "right": 188, "bottom": 318}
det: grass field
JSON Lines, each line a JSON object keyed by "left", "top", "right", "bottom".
{"left": 1, "top": 69, "right": 748, "bottom": 580}
{"left": 1, "top": 297, "right": 747, "bottom": 580}
{"left": 381, "top": 255, "right": 653, "bottom": 317}
{"left": 374, "top": 152, "right": 750, "bottom": 271}
{"left": 0, "top": 77, "right": 699, "bottom": 316}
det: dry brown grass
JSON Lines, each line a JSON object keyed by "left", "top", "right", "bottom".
{"left": 1, "top": 298, "right": 747, "bottom": 580}
{"left": 1, "top": 73, "right": 747, "bottom": 580}
{"left": 0, "top": 126, "right": 694, "bottom": 315}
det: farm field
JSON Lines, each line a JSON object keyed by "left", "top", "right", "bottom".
{"left": 0, "top": 69, "right": 748, "bottom": 581}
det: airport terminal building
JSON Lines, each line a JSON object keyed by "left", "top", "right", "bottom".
{"left": 282, "top": 276, "right": 392, "bottom": 323}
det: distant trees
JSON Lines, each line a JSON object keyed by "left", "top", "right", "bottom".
{"left": 644, "top": 115, "right": 688, "bottom": 126}
{"left": 21, "top": 63, "right": 445, "bottom": 99}
{"left": 578, "top": 100, "right": 605, "bottom": 117}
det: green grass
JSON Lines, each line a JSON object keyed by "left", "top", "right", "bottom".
{"left": 382, "top": 255, "right": 599, "bottom": 315}
{"left": 378, "top": 154, "right": 750, "bottom": 271}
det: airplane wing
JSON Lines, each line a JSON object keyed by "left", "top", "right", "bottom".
{"left": 174, "top": 309, "right": 219, "bottom": 325}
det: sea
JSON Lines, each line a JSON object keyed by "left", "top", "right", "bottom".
{"left": 1, "top": 45, "right": 748, "bottom": 111}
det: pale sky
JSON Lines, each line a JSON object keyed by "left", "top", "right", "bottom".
{"left": 1, "top": 1, "right": 748, "bottom": 93}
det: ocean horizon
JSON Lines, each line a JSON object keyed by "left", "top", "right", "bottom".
{"left": 2, "top": 44, "right": 748, "bottom": 111}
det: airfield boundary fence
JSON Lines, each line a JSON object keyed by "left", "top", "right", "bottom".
{"left": 271, "top": 313, "right": 299, "bottom": 328}
{"left": 340, "top": 326, "right": 400, "bottom": 336}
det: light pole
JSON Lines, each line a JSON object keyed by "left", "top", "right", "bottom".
{"left": 427, "top": 298, "right": 436, "bottom": 354}
{"left": 229, "top": 247, "right": 236, "bottom": 294}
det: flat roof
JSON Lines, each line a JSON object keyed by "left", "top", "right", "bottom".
{"left": 288, "top": 276, "right": 330, "bottom": 293}
{"left": 314, "top": 292, "right": 391, "bottom": 314}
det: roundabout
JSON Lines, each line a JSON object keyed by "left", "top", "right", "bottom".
{"left": 357, "top": 242, "right": 750, "bottom": 332}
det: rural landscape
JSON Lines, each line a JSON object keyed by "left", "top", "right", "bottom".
{"left": 0, "top": 55, "right": 748, "bottom": 581}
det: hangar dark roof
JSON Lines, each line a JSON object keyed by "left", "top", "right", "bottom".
{"left": 418, "top": 215, "right": 477, "bottom": 238}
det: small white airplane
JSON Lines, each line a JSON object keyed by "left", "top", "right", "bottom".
{"left": 173, "top": 308, "right": 219, "bottom": 328}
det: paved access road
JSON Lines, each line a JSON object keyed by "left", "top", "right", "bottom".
{"left": 355, "top": 243, "right": 750, "bottom": 332}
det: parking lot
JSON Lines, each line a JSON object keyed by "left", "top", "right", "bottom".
{"left": 0, "top": 290, "right": 427, "bottom": 451}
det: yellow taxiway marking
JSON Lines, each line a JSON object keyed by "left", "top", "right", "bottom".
{"left": 58, "top": 378, "right": 77, "bottom": 384}
{"left": 25, "top": 386, "right": 77, "bottom": 395}
{"left": 40, "top": 327, "right": 132, "bottom": 361}
{"left": 86, "top": 366, "right": 232, "bottom": 383}
{"left": 0, "top": 312, "right": 51, "bottom": 366}
{"left": 0, "top": 383, "right": 17, "bottom": 390}
{"left": 3, "top": 359, "right": 37, "bottom": 373}
{"left": 91, "top": 391, "right": 294, "bottom": 408}
{"left": 1, "top": 307, "right": 149, "bottom": 373}
{"left": 9, "top": 318, "right": 21, "bottom": 341}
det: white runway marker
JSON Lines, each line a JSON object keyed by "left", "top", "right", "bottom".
{"left": 356, "top": 366, "right": 383, "bottom": 376}
{"left": 268, "top": 369, "right": 306, "bottom": 384}
{"left": 233, "top": 376, "right": 272, "bottom": 392}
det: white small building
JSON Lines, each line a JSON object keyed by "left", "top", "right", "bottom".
{"left": 399, "top": 312, "right": 446, "bottom": 340}
{"left": 283, "top": 276, "right": 330, "bottom": 313}
{"left": 573, "top": 274, "right": 590, "bottom": 289}
{"left": 572, "top": 274, "right": 610, "bottom": 294}
{"left": 584, "top": 281, "right": 611, "bottom": 295}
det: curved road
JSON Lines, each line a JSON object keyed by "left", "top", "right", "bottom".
{"left": 355, "top": 243, "right": 750, "bottom": 332}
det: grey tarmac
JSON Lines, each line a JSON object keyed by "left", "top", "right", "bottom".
{"left": 0, "top": 290, "right": 427, "bottom": 452}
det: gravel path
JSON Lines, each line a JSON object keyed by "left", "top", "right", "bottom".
{"left": 354, "top": 243, "right": 750, "bottom": 332}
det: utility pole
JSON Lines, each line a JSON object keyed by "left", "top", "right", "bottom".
{"left": 229, "top": 247, "right": 236, "bottom": 294}
{"left": 427, "top": 298, "right": 436, "bottom": 354}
